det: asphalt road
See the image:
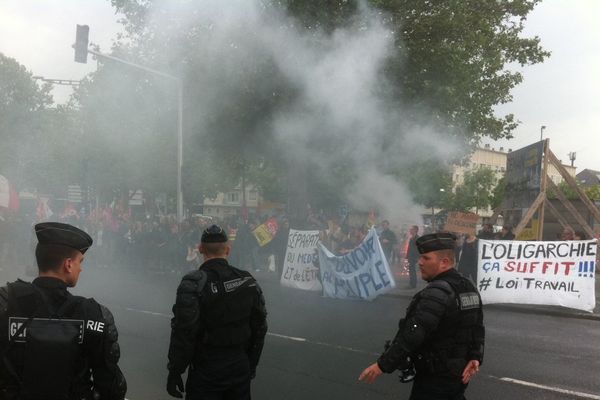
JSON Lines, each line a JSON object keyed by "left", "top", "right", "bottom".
{"left": 3, "top": 264, "right": 600, "bottom": 399}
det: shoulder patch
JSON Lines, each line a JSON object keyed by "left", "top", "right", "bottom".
{"left": 458, "top": 292, "right": 481, "bottom": 310}
{"left": 223, "top": 276, "right": 253, "bottom": 292}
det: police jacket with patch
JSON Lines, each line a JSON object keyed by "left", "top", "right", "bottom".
{"left": 0, "top": 277, "right": 127, "bottom": 400}
{"left": 377, "top": 269, "right": 484, "bottom": 378}
{"left": 167, "top": 258, "right": 268, "bottom": 376}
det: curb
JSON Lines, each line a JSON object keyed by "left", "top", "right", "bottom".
{"left": 382, "top": 290, "right": 600, "bottom": 321}
{"left": 256, "top": 272, "right": 600, "bottom": 322}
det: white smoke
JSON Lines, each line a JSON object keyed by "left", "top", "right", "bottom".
{"left": 136, "top": 0, "right": 464, "bottom": 225}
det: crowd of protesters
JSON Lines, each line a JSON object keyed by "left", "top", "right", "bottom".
{"left": 1, "top": 205, "right": 596, "bottom": 283}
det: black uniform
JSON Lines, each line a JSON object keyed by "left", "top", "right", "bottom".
{"left": 0, "top": 277, "right": 127, "bottom": 400}
{"left": 168, "top": 258, "right": 268, "bottom": 400}
{"left": 377, "top": 268, "right": 484, "bottom": 399}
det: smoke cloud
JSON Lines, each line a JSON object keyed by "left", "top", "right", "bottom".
{"left": 124, "top": 0, "right": 463, "bottom": 225}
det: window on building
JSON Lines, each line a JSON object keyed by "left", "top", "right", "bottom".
{"left": 249, "top": 191, "right": 257, "bottom": 201}
{"left": 227, "top": 192, "right": 240, "bottom": 203}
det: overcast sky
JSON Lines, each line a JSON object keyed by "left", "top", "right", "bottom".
{"left": 1, "top": 0, "right": 598, "bottom": 172}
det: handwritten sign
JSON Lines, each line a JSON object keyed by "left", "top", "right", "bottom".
{"left": 280, "top": 229, "right": 322, "bottom": 291}
{"left": 318, "top": 228, "right": 396, "bottom": 300}
{"left": 477, "top": 239, "right": 597, "bottom": 312}
{"left": 444, "top": 212, "right": 478, "bottom": 236}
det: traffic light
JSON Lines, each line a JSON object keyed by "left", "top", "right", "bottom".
{"left": 74, "top": 25, "right": 89, "bottom": 63}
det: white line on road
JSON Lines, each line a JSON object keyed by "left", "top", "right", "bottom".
{"left": 118, "top": 305, "right": 599, "bottom": 396}
{"left": 267, "top": 332, "right": 378, "bottom": 356}
{"left": 267, "top": 332, "right": 306, "bottom": 342}
{"left": 124, "top": 307, "right": 169, "bottom": 317}
{"left": 499, "top": 377, "right": 600, "bottom": 400}
{"left": 119, "top": 305, "right": 377, "bottom": 355}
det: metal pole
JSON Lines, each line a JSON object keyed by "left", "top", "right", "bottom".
{"left": 540, "top": 125, "right": 546, "bottom": 141}
{"left": 177, "top": 81, "right": 184, "bottom": 222}
{"left": 88, "top": 48, "right": 185, "bottom": 222}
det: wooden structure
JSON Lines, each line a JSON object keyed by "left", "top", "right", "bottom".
{"left": 505, "top": 139, "right": 600, "bottom": 239}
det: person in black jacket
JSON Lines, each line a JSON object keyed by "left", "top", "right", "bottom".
{"left": 0, "top": 222, "right": 127, "bottom": 400}
{"left": 167, "top": 225, "right": 268, "bottom": 400}
{"left": 359, "top": 232, "right": 485, "bottom": 399}
{"left": 405, "top": 225, "right": 420, "bottom": 289}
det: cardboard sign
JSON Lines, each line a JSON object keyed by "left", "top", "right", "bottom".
{"left": 444, "top": 212, "right": 479, "bottom": 235}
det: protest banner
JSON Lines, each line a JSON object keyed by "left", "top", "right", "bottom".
{"left": 444, "top": 212, "right": 478, "bottom": 236}
{"left": 280, "top": 229, "right": 322, "bottom": 291}
{"left": 318, "top": 228, "right": 396, "bottom": 300}
{"left": 477, "top": 239, "right": 597, "bottom": 312}
{"left": 252, "top": 217, "right": 279, "bottom": 247}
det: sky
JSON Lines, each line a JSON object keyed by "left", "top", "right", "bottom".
{"left": 0, "top": 0, "right": 599, "bottom": 172}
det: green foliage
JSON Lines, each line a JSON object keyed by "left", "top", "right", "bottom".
{"left": 453, "top": 166, "right": 498, "bottom": 214}
{"left": 547, "top": 181, "right": 600, "bottom": 201}
{"left": 280, "top": 0, "right": 548, "bottom": 141}
{"left": 402, "top": 162, "right": 453, "bottom": 209}
{"left": 0, "top": 53, "right": 82, "bottom": 192}
{"left": 490, "top": 176, "right": 506, "bottom": 210}
{"left": 74, "top": 0, "right": 547, "bottom": 211}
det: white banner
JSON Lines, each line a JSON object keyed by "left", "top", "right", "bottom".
{"left": 477, "top": 239, "right": 597, "bottom": 312}
{"left": 318, "top": 228, "right": 396, "bottom": 300}
{"left": 280, "top": 229, "right": 322, "bottom": 291}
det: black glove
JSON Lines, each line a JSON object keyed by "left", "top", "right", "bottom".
{"left": 167, "top": 371, "right": 184, "bottom": 398}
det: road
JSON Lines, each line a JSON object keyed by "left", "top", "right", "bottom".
{"left": 3, "top": 264, "right": 600, "bottom": 399}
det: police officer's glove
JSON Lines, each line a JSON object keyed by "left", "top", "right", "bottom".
{"left": 167, "top": 371, "right": 184, "bottom": 398}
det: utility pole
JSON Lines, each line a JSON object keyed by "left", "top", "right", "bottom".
{"left": 568, "top": 152, "right": 576, "bottom": 167}
{"left": 540, "top": 125, "right": 546, "bottom": 141}
{"left": 73, "top": 25, "right": 184, "bottom": 222}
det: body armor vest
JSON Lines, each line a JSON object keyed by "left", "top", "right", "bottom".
{"left": 199, "top": 267, "right": 257, "bottom": 347}
{"left": 414, "top": 272, "right": 482, "bottom": 376}
{"left": 2, "top": 281, "right": 86, "bottom": 400}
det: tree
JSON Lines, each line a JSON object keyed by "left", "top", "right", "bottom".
{"left": 453, "top": 167, "right": 498, "bottom": 214}
{"left": 547, "top": 181, "right": 600, "bottom": 201}
{"left": 490, "top": 176, "right": 506, "bottom": 210}
{"left": 92, "top": 0, "right": 547, "bottom": 214}
{"left": 0, "top": 53, "right": 83, "bottom": 192}
{"left": 280, "top": 0, "right": 549, "bottom": 141}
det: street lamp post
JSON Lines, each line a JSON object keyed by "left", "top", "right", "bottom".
{"left": 540, "top": 125, "right": 546, "bottom": 141}
{"left": 76, "top": 42, "right": 185, "bottom": 222}
{"left": 432, "top": 188, "right": 445, "bottom": 231}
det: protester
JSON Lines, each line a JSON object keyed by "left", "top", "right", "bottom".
{"left": 379, "top": 220, "right": 398, "bottom": 265}
{"left": 405, "top": 225, "right": 420, "bottom": 289}
{"left": 496, "top": 225, "right": 515, "bottom": 240}
{"left": 561, "top": 227, "right": 575, "bottom": 241}
{"left": 458, "top": 232, "right": 479, "bottom": 282}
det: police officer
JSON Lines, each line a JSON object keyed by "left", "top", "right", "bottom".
{"left": 359, "top": 232, "right": 484, "bottom": 399}
{"left": 167, "top": 225, "right": 268, "bottom": 400}
{"left": 0, "top": 222, "right": 127, "bottom": 399}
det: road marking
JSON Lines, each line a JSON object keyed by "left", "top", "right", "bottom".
{"left": 267, "top": 332, "right": 378, "bottom": 356}
{"left": 117, "top": 305, "right": 600, "bottom": 396}
{"left": 499, "top": 377, "right": 600, "bottom": 400}
{"left": 118, "top": 306, "right": 376, "bottom": 355}
{"left": 124, "top": 307, "right": 169, "bottom": 317}
{"left": 267, "top": 332, "right": 306, "bottom": 342}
